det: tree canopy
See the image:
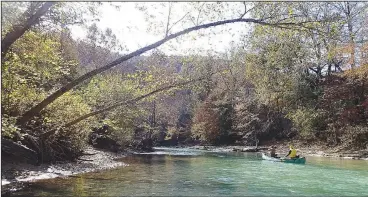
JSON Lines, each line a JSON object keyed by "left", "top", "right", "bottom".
{"left": 1, "top": 2, "right": 367, "bottom": 163}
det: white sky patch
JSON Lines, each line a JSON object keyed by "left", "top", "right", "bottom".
{"left": 70, "top": 2, "right": 250, "bottom": 56}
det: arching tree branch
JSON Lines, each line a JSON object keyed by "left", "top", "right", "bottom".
{"left": 1, "top": 2, "right": 55, "bottom": 56}
{"left": 64, "top": 77, "right": 205, "bottom": 127}
{"left": 17, "top": 16, "right": 325, "bottom": 126}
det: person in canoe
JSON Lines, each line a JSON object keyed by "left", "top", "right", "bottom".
{"left": 285, "top": 145, "right": 299, "bottom": 159}
{"left": 269, "top": 146, "right": 278, "bottom": 158}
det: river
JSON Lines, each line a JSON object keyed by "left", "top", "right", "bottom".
{"left": 5, "top": 147, "right": 368, "bottom": 196}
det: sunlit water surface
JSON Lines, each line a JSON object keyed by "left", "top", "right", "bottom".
{"left": 6, "top": 147, "right": 368, "bottom": 196}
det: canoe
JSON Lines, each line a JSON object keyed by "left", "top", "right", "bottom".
{"left": 262, "top": 153, "right": 306, "bottom": 164}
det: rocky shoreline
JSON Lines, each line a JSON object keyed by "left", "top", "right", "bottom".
{"left": 1, "top": 146, "right": 130, "bottom": 194}
{"left": 2, "top": 143, "right": 367, "bottom": 195}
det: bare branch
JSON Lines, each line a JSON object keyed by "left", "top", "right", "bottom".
{"left": 167, "top": 11, "right": 191, "bottom": 35}
{"left": 239, "top": 2, "right": 247, "bottom": 19}
{"left": 165, "top": 2, "right": 172, "bottom": 37}
{"left": 241, "top": 4, "right": 259, "bottom": 19}
{"left": 196, "top": 3, "right": 206, "bottom": 26}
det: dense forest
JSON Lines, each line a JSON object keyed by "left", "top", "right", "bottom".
{"left": 1, "top": 2, "right": 368, "bottom": 165}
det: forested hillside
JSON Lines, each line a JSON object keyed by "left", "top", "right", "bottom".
{"left": 1, "top": 2, "right": 367, "bottom": 165}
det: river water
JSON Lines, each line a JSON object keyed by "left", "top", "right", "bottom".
{"left": 6, "top": 147, "right": 368, "bottom": 196}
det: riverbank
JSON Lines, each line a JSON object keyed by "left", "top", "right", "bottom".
{"left": 189, "top": 140, "right": 368, "bottom": 160}
{"left": 2, "top": 142, "right": 367, "bottom": 195}
{"left": 1, "top": 146, "right": 130, "bottom": 194}
{"left": 262, "top": 139, "right": 368, "bottom": 160}
{"left": 5, "top": 146, "right": 368, "bottom": 196}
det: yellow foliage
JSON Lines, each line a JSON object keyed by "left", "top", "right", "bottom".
{"left": 343, "top": 64, "right": 368, "bottom": 80}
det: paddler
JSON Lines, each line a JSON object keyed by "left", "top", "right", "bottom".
{"left": 285, "top": 145, "right": 299, "bottom": 159}
{"left": 269, "top": 145, "right": 277, "bottom": 158}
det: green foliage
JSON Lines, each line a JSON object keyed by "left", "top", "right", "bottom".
{"left": 104, "top": 106, "right": 150, "bottom": 147}
{"left": 2, "top": 1, "right": 368, "bottom": 162}
{"left": 1, "top": 115, "right": 20, "bottom": 138}
{"left": 45, "top": 92, "right": 93, "bottom": 125}
{"left": 1, "top": 30, "right": 91, "bottom": 160}
{"left": 80, "top": 74, "right": 141, "bottom": 108}
{"left": 244, "top": 26, "right": 308, "bottom": 110}
{"left": 286, "top": 108, "right": 325, "bottom": 137}
{"left": 2, "top": 31, "right": 78, "bottom": 115}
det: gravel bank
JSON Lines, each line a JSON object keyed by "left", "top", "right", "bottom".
{"left": 1, "top": 146, "right": 129, "bottom": 193}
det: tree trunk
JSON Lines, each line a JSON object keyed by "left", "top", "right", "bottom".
{"left": 1, "top": 2, "right": 55, "bottom": 56}
{"left": 346, "top": 2, "right": 356, "bottom": 69}
{"left": 17, "top": 17, "right": 317, "bottom": 126}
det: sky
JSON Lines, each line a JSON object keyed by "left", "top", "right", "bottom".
{"left": 70, "top": 2, "right": 251, "bottom": 56}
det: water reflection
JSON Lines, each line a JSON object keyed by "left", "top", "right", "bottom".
{"left": 72, "top": 177, "right": 86, "bottom": 197}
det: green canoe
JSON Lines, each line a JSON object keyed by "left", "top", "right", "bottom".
{"left": 262, "top": 153, "right": 306, "bottom": 164}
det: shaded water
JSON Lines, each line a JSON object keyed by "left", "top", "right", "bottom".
{"left": 6, "top": 147, "right": 368, "bottom": 196}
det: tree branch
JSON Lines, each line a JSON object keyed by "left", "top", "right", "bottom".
{"left": 165, "top": 2, "right": 172, "bottom": 37}
{"left": 1, "top": 2, "right": 55, "bottom": 56}
{"left": 196, "top": 3, "right": 206, "bottom": 26}
{"left": 167, "top": 11, "right": 191, "bottom": 35}
{"left": 64, "top": 78, "right": 205, "bottom": 127}
{"left": 239, "top": 2, "right": 247, "bottom": 19}
{"left": 17, "top": 16, "right": 325, "bottom": 126}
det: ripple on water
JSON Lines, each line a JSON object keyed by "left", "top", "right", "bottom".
{"left": 6, "top": 148, "right": 368, "bottom": 196}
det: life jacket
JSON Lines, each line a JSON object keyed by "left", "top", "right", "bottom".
{"left": 289, "top": 148, "right": 297, "bottom": 158}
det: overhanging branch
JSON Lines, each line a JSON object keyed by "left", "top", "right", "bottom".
{"left": 1, "top": 2, "right": 55, "bottom": 56}
{"left": 64, "top": 77, "right": 205, "bottom": 127}
{"left": 18, "top": 16, "right": 326, "bottom": 126}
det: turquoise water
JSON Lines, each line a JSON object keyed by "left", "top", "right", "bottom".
{"left": 6, "top": 147, "right": 368, "bottom": 196}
